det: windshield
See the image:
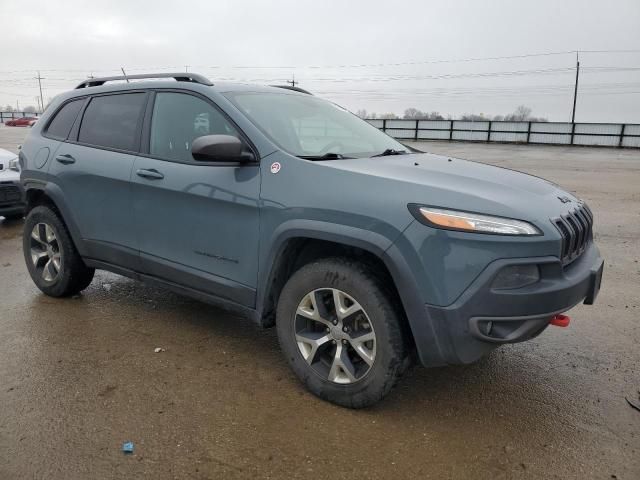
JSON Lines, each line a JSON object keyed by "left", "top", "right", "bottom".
{"left": 224, "top": 91, "right": 408, "bottom": 159}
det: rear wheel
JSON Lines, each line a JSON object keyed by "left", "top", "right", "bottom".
{"left": 23, "top": 206, "right": 94, "bottom": 297}
{"left": 276, "top": 258, "right": 409, "bottom": 408}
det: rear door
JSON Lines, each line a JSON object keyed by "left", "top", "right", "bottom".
{"left": 131, "top": 91, "right": 260, "bottom": 306}
{"left": 49, "top": 92, "right": 147, "bottom": 267}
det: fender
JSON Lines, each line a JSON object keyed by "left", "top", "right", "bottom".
{"left": 256, "top": 219, "right": 447, "bottom": 366}
{"left": 257, "top": 220, "right": 394, "bottom": 312}
{"left": 23, "top": 177, "right": 88, "bottom": 257}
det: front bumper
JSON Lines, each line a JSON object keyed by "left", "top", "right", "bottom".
{"left": 423, "top": 241, "right": 603, "bottom": 365}
{"left": 0, "top": 180, "right": 26, "bottom": 217}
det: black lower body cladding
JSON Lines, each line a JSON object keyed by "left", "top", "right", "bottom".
{"left": 419, "top": 242, "right": 603, "bottom": 366}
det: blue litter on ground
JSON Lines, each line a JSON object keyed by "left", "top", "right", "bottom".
{"left": 122, "top": 441, "right": 134, "bottom": 454}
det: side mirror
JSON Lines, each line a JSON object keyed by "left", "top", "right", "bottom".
{"left": 191, "top": 135, "right": 254, "bottom": 163}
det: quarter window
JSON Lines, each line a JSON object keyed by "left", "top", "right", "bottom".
{"left": 46, "top": 99, "right": 84, "bottom": 140}
{"left": 78, "top": 93, "right": 146, "bottom": 151}
{"left": 150, "top": 92, "right": 239, "bottom": 162}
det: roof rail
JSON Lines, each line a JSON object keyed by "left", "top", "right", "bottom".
{"left": 75, "top": 72, "right": 213, "bottom": 89}
{"left": 271, "top": 85, "right": 313, "bottom": 95}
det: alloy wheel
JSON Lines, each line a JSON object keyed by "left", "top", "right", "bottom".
{"left": 294, "top": 288, "right": 376, "bottom": 384}
{"left": 29, "top": 222, "right": 62, "bottom": 282}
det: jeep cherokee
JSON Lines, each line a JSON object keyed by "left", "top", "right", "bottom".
{"left": 19, "top": 73, "right": 604, "bottom": 408}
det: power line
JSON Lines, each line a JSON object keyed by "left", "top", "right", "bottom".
{"left": 1, "top": 49, "right": 639, "bottom": 75}
{"left": 578, "top": 49, "right": 640, "bottom": 55}
{"left": 6, "top": 65, "right": 640, "bottom": 87}
{"left": 1, "top": 66, "right": 582, "bottom": 84}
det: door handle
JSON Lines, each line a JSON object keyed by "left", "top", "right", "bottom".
{"left": 55, "top": 154, "right": 75, "bottom": 164}
{"left": 136, "top": 168, "right": 164, "bottom": 180}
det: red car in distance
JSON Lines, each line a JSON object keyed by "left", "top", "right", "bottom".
{"left": 5, "top": 117, "right": 38, "bottom": 127}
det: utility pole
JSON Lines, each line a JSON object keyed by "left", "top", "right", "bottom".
{"left": 287, "top": 74, "right": 297, "bottom": 88}
{"left": 34, "top": 71, "right": 45, "bottom": 113}
{"left": 185, "top": 65, "right": 189, "bottom": 73}
{"left": 571, "top": 51, "right": 580, "bottom": 123}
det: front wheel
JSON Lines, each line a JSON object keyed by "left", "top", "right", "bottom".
{"left": 276, "top": 258, "right": 410, "bottom": 408}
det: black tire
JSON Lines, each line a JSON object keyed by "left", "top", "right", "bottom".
{"left": 276, "top": 258, "right": 410, "bottom": 408}
{"left": 23, "top": 206, "right": 95, "bottom": 297}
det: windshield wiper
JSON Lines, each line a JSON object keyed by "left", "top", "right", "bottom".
{"left": 371, "top": 149, "right": 409, "bottom": 157}
{"left": 298, "top": 152, "right": 354, "bottom": 160}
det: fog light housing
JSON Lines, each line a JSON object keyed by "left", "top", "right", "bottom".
{"left": 492, "top": 265, "right": 540, "bottom": 290}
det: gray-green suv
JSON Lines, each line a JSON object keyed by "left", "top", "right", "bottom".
{"left": 19, "top": 73, "right": 604, "bottom": 407}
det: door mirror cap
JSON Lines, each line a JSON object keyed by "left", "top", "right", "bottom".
{"left": 191, "top": 135, "right": 254, "bottom": 163}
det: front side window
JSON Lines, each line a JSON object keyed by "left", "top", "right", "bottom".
{"left": 150, "top": 92, "right": 239, "bottom": 162}
{"left": 225, "top": 92, "right": 407, "bottom": 159}
{"left": 78, "top": 93, "right": 146, "bottom": 151}
{"left": 46, "top": 98, "right": 84, "bottom": 140}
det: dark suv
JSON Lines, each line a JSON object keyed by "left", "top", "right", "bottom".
{"left": 19, "top": 73, "right": 604, "bottom": 407}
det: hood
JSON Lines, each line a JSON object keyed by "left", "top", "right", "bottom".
{"left": 0, "top": 148, "right": 18, "bottom": 172}
{"left": 0, "top": 168, "right": 20, "bottom": 182}
{"left": 321, "top": 153, "right": 579, "bottom": 223}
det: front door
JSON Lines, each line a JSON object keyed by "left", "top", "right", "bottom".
{"left": 132, "top": 91, "right": 261, "bottom": 306}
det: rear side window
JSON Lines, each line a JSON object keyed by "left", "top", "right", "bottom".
{"left": 46, "top": 99, "right": 84, "bottom": 140}
{"left": 78, "top": 93, "right": 146, "bottom": 151}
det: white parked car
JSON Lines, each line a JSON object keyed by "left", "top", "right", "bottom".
{"left": 0, "top": 148, "right": 25, "bottom": 220}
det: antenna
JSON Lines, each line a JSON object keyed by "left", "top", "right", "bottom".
{"left": 121, "top": 67, "right": 130, "bottom": 83}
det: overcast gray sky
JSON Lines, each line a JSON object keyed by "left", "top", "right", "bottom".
{"left": 2, "top": 0, "right": 639, "bottom": 121}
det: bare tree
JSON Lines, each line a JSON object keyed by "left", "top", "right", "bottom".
{"left": 3, "top": 105, "right": 15, "bottom": 112}
{"left": 351, "top": 105, "right": 547, "bottom": 122}
{"left": 403, "top": 108, "right": 445, "bottom": 120}
{"left": 460, "top": 113, "right": 488, "bottom": 121}
{"left": 23, "top": 105, "right": 37, "bottom": 113}
{"left": 403, "top": 108, "right": 425, "bottom": 119}
{"left": 504, "top": 105, "right": 532, "bottom": 121}
{"left": 425, "top": 111, "right": 445, "bottom": 120}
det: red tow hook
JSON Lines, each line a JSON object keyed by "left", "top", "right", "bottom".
{"left": 550, "top": 314, "right": 571, "bottom": 327}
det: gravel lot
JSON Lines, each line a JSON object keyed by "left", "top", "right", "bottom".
{"left": 1, "top": 124, "right": 639, "bottom": 479}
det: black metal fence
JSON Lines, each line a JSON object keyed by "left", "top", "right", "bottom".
{"left": 366, "top": 119, "right": 640, "bottom": 148}
{"left": 0, "top": 111, "right": 40, "bottom": 124}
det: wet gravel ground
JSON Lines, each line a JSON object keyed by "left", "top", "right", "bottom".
{"left": 1, "top": 127, "right": 639, "bottom": 479}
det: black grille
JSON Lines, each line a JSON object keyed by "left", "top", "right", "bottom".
{"left": 0, "top": 184, "right": 21, "bottom": 204}
{"left": 552, "top": 202, "right": 594, "bottom": 266}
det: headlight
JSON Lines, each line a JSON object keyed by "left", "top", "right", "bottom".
{"left": 8, "top": 158, "right": 20, "bottom": 172}
{"left": 409, "top": 205, "right": 541, "bottom": 236}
